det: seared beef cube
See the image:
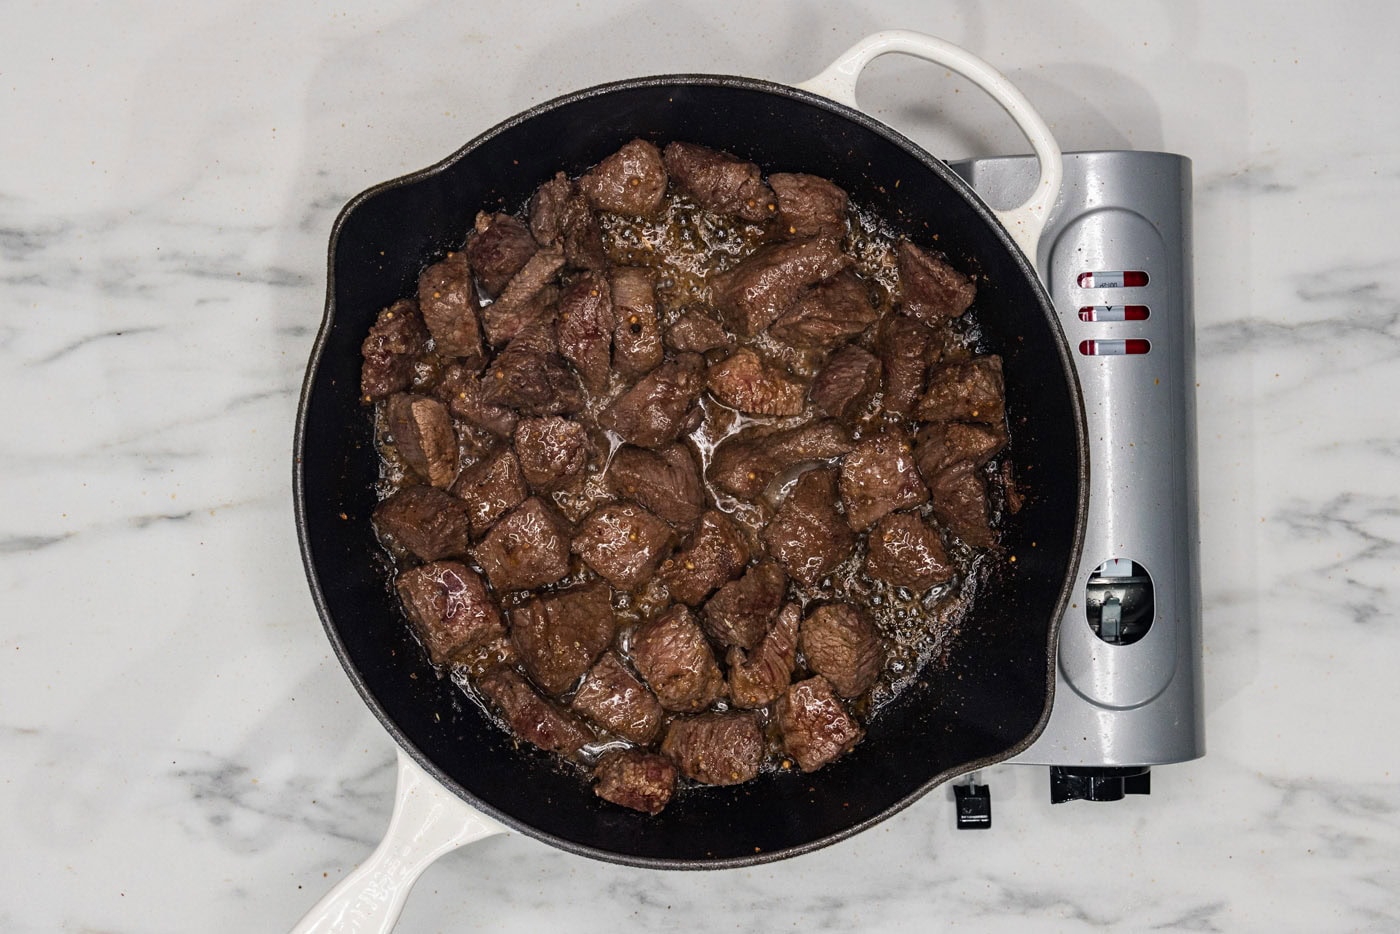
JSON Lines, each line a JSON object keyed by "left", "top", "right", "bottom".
{"left": 631, "top": 605, "right": 727, "bottom": 712}
{"left": 917, "top": 356, "right": 1006, "bottom": 425}
{"left": 571, "top": 652, "right": 664, "bottom": 744}
{"left": 572, "top": 502, "right": 674, "bottom": 591}
{"left": 579, "top": 139, "right": 668, "bottom": 217}
{"left": 472, "top": 496, "right": 573, "bottom": 592}
{"left": 864, "top": 511, "right": 953, "bottom": 591}
{"left": 528, "top": 172, "right": 608, "bottom": 269}
{"left": 706, "top": 347, "right": 807, "bottom": 416}
{"left": 556, "top": 272, "right": 614, "bottom": 391}
{"left": 839, "top": 426, "right": 929, "bottom": 531}
{"left": 450, "top": 446, "right": 527, "bottom": 537}
{"left": 875, "top": 314, "right": 933, "bottom": 416}
{"left": 465, "top": 212, "right": 538, "bottom": 298}
{"left": 509, "top": 580, "right": 614, "bottom": 696}
{"left": 434, "top": 364, "right": 518, "bottom": 438}
{"left": 361, "top": 300, "right": 428, "bottom": 401}
{"left": 386, "top": 393, "right": 458, "bottom": 489}
{"left": 662, "top": 141, "right": 776, "bottom": 223}
{"left": 770, "top": 172, "right": 848, "bottom": 241}
{"left": 372, "top": 485, "right": 471, "bottom": 561}
{"left": 799, "top": 603, "right": 884, "bottom": 698}
{"left": 417, "top": 250, "right": 484, "bottom": 365}
{"left": 608, "top": 444, "right": 704, "bottom": 532}
{"left": 528, "top": 172, "right": 572, "bottom": 245}
{"left": 761, "top": 468, "right": 854, "bottom": 587}
{"left": 914, "top": 420, "right": 1009, "bottom": 477}
{"left": 659, "top": 509, "right": 750, "bottom": 605}
{"left": 776, "top": 676, "right": 863, "bottom": 772}
{"left": 809, "top": 345, "right": 881, "bottom": 422}
{"left": 395, "top": 561, "right": 505, "bottom": 666}
{"left": 480, "top": 338, "right": 584, "bottom": 417}
{"left": 480, "top": 244, "right": 564, "bottom": 347}
{"left": 514, "top": 416, "right": 590, "bottom": 493}
{"left": 666, "top": 308, "right": 733, "bottom": 353}
{"left": 598, "top": 353, "right": 706, "bottom": 449}
{"left": 897, "top": 240, "right": 976, "bottom": 323}
{"left": 711, "top": 237, "right": 852, "bottom": 336}
{"left": 709, "top": 419, "right": 853, "bottom": 499}
{"left": 769, "top": 271, "right": 878, "bottom": 354}
{"left": 593, "top": 750, "right": 677, "bottom": 815}
{"left": 610, "top": 267, "right": 665, "bottom": 381}
{"left": 928, "top": 461, "right": 995, "bottom": 548}
{"left": 726, "top": 603, "right": 799, "bottom": 709}
{"left": 703, "top": 559, "right": 787, "bottom": 650}
{"left": 476, "top": 666, "right": 593, "bottom": 756}
{"left": 660, "top": 712, "right": 762, "bottom": 786}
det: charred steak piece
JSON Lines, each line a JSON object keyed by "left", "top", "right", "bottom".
{"left": 761, "top": 468, "right": 855, "bottom": 587}
{"left": 706, "top": 347, "right": 807, "bottom": 417}
{"left": 571, "top": 652, "right": 664, "bottom": 744}
{"left": 386, "top": 393, "right": 458, "bottom": 489}
{"left": 864, "top": 511, "right": 954, "bottom": 592}
{"left": 434, "top": 363, "right": 518, "bottom": 438}
{"left": 579, "top": 139, "right": 668, "bottom": 217}
{"left": 476, "top": 666, "right": 593, "bottom": 756}
{"left": 631, "top": 605, "right": 727, "bottom": 712}
{"left": 514, "top": 416, "right": 590, "bottom": 493}
{"left": 480, "top": 243, "right": 564, "bottom": 347}
{"left": 769, "top": 270, "right": 878, "bottom": 353}
{"left": 572, "top": 502, "right": 675, "bottom": 592}
{"left": 471, "top": 496, "right": 573, "bottom": 592}
{"left": 914, "top": 420, "right": 1009, "bottom": 477}
{"left": 897, "top": 240, "right": 976, "bottom": 324}
{"left": 665, "top": 308, "right": 733, "bottom": 353}
{"left": 607, "top": 444, "right": 704, "bottom": 532}
{"left": 776, "top": 675, "right": 863, "bottom": 772}
{"left": 927, "top": 460, "right": 995, "bottom": 548}
{"left": 372, "top": 485, "right": 471, "bottom": 562}
{"left": 875, "top": 314, "right": 934, "bottom": 417}
{"left": 809, "top": 344, "right": 881, "bottom": 422}
{"left": 593, "top": 749, "right": 677, "bottom": 815}
{"left": 727, "top": 603, "right": 800, "bottom": 710}
{"left": 556, "top": 272, "right": 614, "bottom": 391}
{"left": 662, "top": 141, "right": 776, "bottom": 223}
{"left": 465, "top": 211, "right": 538, "bottom": 298}
{"left": 480, "top": 331, "right": 584, "bottom": 417}
{"left": 770, "top": 172, "right": 849, "bottom": 241}
{"left": 839, "top": 426, "right": 930, "bottom": 531}
{"left": 661, "top": 712, "right": 763, "bottom": 786}
{"left": 529, "top": 171, "right": 606, "bottom": 271}
{"left": 658, "top": 509, "right": 750, "bottom": 606}
{"left": 708, "top": 419, "right": 853, "bottom": 500}
{"left": 598, "top": 353, "right": 706, "bottom": 449}
{"left": 417, "top": 250, "right": 484, "bottom": 365}
{"left": 509, "top": 580, "right": 614, "bottom": 696}
{"left": 799, "top": 603, "right": 884, "bottom": 698}
{"left": 711, "top": 237, "right": 851, "bottom": 336}
{"left": 917, "top": 356, "right": 1006, "bottom": 425}
{"left": 703, "top": 559, "right": 787, "bottom": 650}
{"left": 396, "top": 561, "right": 505, "bottom": 666}
{"left": 610, "top": 266, "right": 665, "bottom": 382}
{"left": 361, "top": 300, "right": 428, "bottom": 401}
{"left": 450, "top": 446, "right": 527, "bottom": 538}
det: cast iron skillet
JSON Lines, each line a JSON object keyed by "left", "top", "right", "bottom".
{"left": 293, "top": 29, "right": 1087, "bottom": 931}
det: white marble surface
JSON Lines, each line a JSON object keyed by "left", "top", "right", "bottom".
{"left": 3, "top": 1, "right": 1398, "bottom": 931}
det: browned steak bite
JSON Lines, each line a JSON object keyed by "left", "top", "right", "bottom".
{"left": 610, "top": 266, "right": 665, "bottom": 381}
{"left": 593, "top": 750, "right": 677, "bottom": 814}
{"left": 361, "top": 300, "right": 428, "bottom": 401}
{"left": 727, "top": 603, "right": 800, "bottom": 709}
{"left": 917, "top": 356, "right": 1006, "bottom": 425}
{"left": 706, "top": 347, "right": 807, "bottom": 417}
{"left": 476, "top": 666, "right": 593, "bottom": 756}
{"left": 770, "top": 172, "right": 849, "bottom": 241}
{"left": 598, "top": 353, "right": 706, "bottom": 449}
{"left": 703, "top": 559, "right": 787, "bottom": 650}
{"left": 875, "top": 314, "right": 933, "bottom": 417}
{"left": 665, "top": 308, "right": 733, "bottom": 353}
{"left": 800, "top": 603, "right": 884, "bottom": 698}
{"left": 631, "top": 605, "right": 727, "bottom": 712}
{"left": 434, "top": 363, "right": 518, "bottom": 438}
{"left": 480, "top": 243, "right": 564, "bottom": 347}
{"left": 513, "top": 417, "right": 591, "bottom": 493}
{"left": 809, "top": 345, "right": 881, "bottom": 422}
{"left": 579, "top": 139, "right": 668, "bottom": 217}
{"left": 450, "top": 446, "right": 527, "bottom": 538}
{"left": 471, "top": 496, "right": 573, "bottom": 592}
{"left": 776, "top": 676, "right": 863, "bottom": 772}
{"left": 710, "top": 237, "right": 852, "bottom": 336}
{"left": 761, "top": 467, "right": 855, "bottom": 587}
{"left": 417, "top": 250, "right": 484, "bottom": 365}
{"left": 607, "top": 444, "right": 704, "bottom": 532}
{"left": 897, "top": 240, "right": 976, "bottom": 324}
{"left": 660, "top": 712, "right": 763, "bottom": 786}
{"left": 839, "top": 426, "right": 929, "bottom": 531}
{"left": 571, "top": 652, "right": 664, "bottom": 744}
{"left": 385, "top": 393, "right": 458, "bottom": 489}
{"left": 708, "top": 418, "right": 853, "bottom": 500}
{"left": 465, "top": 211, "right": 538, "bottom": 298}
{"left": 395, "top": 561, "right": 505, "bottom": 666}
{"left": 556, "top": 272, "right": 614, "bottom": 391}
{"left": 372, "top": 485, "right": 471, "bottom": 561}
{"left": 662, "top": 141, "right": 776, "bottom": 223}
{"left": 480, "top": 331, "right": 584, "bottom": 417}
{"left": 864, "top": 511, "right": 953, "bottom": 591}
{"left": 528, "top": 171, "right": 607, "bottom": 271}
{"left": 509, "top": 580, "right": 614, "bottom": 696}
{"left": 914, "top": 420, "right": 1009, "bottom": 477}
{"left": 528, "top": 172, "right": 572, "bottom": 245}
{"left": 659, "top": 509, "right": 750, "bottom": 606}
{"left": 572, "top": 502, "right": 675, "bottom": 591}
{"left": 927, "top": 461, "right": 995, "bottom": 548}
{"left": 769, "top": 270, "right": 878, "bottom": 352}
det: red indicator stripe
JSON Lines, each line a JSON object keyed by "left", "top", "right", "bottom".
{"left": 1078, "top": 305, "right": 1150, "bottom": 322}
{"left": 1077, "top": 270, "right": 1150, "bottom": 289}
{"left": 1079, "top": 339, "right": 1152, "bottom": 356}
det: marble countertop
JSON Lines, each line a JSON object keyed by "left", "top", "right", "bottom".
{"left": 4, "top": 2, "right": 1397, "bottom": 931}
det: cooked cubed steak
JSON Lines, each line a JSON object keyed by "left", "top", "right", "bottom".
{"left": 395, "top": 561, "right": 505, "bottom": 666}
{"left": 471, "top": 496, "right": 573, "bottom": 592}
{"left": 776, "top": 675, "right": 863, "bottom": 772}
{"left": 434, "top": 363, "right": 518, "bottom": 438}
{"left": 386, "top": 393, "right": 458, "bottom": 488}
{"left": 556, "top": 272, "right": 614, "bottom": 391}
{"left": 658, "top": 509, "right": 750, "bottom": 605}
{"left": 665, "top": 308, "right": 733, "bottom": 353}
{"left": 572, "top": 502, "right": 674, "bottom": 591}
{"left": 864, "top": 511, "right": 953, "bottom": 591}
{"left": 610, "top": 266, "right": 665, "bottom": 381}
{"left": 799, "top": 603, "right": 884, "bottom": 698}
{"left": 914, "top": 420, "right": 1009, "bottom": 477}
{"left": 708, "top": 419, "right": 853, "bottom": 499}
{"left": 769, "top": 271, "right": 878, "bottom": 352}
{"left": 662, "top": 141, "right": 776, "bottom": 223}
{"left": 928, "top": 461, "right": 995, "bottom": 548}
{"left": 509, "top": 580, "right": 614, "bottom": 696}
{"left": 514, "top": 417, "right": 590, "bottom": 493}
{"left": 528, "top": 172, "right": 572, "bottom": 245}
{"left": 480, "top": 243, "right": 564, "bottom": 347}
{"left": 571, "top": 652, "right": 664, "bottom": 744}
{"left": 593, "top": 750, "right": 677, "bottom": 814}
{"left": 917, "top": 356, "right": 1006, "bottom": 425}
{"left": 361, "top": 300, "right": 428, "bottom": 401}
{"left": 578, "top": 139, "right": 668, "bottom": 217}
{"left": 875, "top": 314, "right": 933, "bottom": 417}
{"left": 706, "top": 347, "right": 807, "bottom": 416}
{"left": 703, "top": 559, "right": 787, "bottom": 650}
{"left": 726, "top": 603, "right": 799, "bottom": 709}
{"left": 465, "top": 211, "right": 538, "bottom": 298}
{"left": 839, "top": 426, "right": 929, "bottom": 531}
{"left": 761, "top": 468, "right": 855, "bottom": 587}
{"left": 770, "top": 172, "right": 849, "bottom": 241}
{"left": 476, "top": 666, "right": 593, "bottom": 756}
{"left": 631, "top": 605, "right": 727, "bottom": 712}
{"left": 529, "top": 172, "right": 607, "bottom": 270}
{"left": 897, "top": 240, "right": 976, "bottom": 323}
{"left": 607, "top": 444, "right": 704, "bottom": 532}
{"left": 660, "top": 712, "right": 762, "bottom": 786}
{"left": 417, "top": 251, "right": 484, "bottom": 365}
{"left": 598, "top": 353, "right": 706, "bottom": 449}
{"left": 480, "top": 336, "right": 584, "bottom": 417}
{"left": 373, "top": 485, "right": 471, "bottom": 561}
{"left": 450, "top": 446, "right": 527, "bottom": 537}
{"left": 710, "top": 237, "right": 852, "bottom": 336}
{"left": 809, "top": 345, "right": 881, "bottom": 422}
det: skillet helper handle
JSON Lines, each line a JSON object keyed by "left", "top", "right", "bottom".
{"left": 290, "top": 748, "right": 508, "bottom": 934}
{"left": 797, "top": 29, "right": 1062, "bottom": 259}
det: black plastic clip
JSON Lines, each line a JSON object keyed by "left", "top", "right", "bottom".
{"left": 954, "top": 782, "right": 992, "bottom": 829}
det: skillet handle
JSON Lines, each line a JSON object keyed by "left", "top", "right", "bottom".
{"left": 290, "top": 748, "right": 508, "bottom": 934}
{"left": 796, "top": 29, "right": 1062, "bottom": 259}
